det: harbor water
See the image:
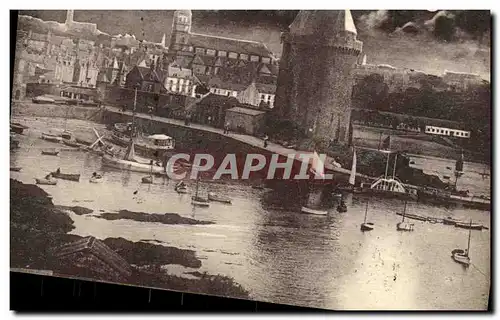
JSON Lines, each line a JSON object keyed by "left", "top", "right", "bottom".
{"left": 10, "top": 117, "right": 491, "bottom": 310}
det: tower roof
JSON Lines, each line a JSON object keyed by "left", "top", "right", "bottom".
{"left": 173, "top": 10, "right": 192, "bottom": 18}
{"left": 289, "top": 10, "right": 358, "bottom": 36}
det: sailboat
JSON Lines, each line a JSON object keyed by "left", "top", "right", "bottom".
{"left": 360, "top": 201, "right": 374, "bottom": 231}
{"left": 452, "top": 220, "right": 472, "bottom": 266}
{"left": 191, "top": 176, "right": 210, "bottom": 207}
{"left": 101, "top": 87, "right": 167, "bottom": 175}
{"left": 338, "top": 147, "right": 361, "bottom": 193}
{"left": 301, "top": 151, "right": 328, "bottom": 215}
{"left": 396, "top": 200, "right": 414, "bottom": 231}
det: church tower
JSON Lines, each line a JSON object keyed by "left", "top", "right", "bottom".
{"left": 169, "top": 10, "right": 192, "bottom": 55}
{"left": 66, "top": 10, "right": 74, "bottom": 27}
{"left": 274, "top": 10, "right": 363, "bottom": 145}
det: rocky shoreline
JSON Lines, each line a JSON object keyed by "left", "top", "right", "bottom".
{"left": 10, "top": 179, "right": 249, "bottom": 299}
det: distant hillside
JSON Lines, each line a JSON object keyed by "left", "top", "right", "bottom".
{"left": 16, "top": 14, "right": 111, "bottom": 43}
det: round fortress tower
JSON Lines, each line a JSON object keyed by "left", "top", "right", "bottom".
{"left": 275, "top": 10, "right": 363, "bottom": 145}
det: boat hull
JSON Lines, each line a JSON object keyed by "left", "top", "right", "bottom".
{"left": 42, "top": 150, "right": 59, "bottom": 156}
{"left": 109, "top": 133, "right": 174, "bottom": 159}
{"left": 360, "top": 223, "right": 374, "bottom": 231}
{"left": 301, "top": 206, "right": 328, "bottom": 216}
{"left": 35, "top": 178, "right": 57, "bottom": 185}
{"left": 89, "top": 177, "right": 103, "bottom": 183}
{"left": 42, "top": 133, "right": 62, "bottom": 143}
{"left": 10, "top": 167, "right": 22, "bottom": 172}
{"left": 142, "top": 176, "right": 153, "bottom": 184}
{"left": 397, "top": 222, "right": 414, "bottom": 231}
{"left": 208, "top": 193, "right": 232, "bottom": 204}
{"left": 102, "top": 155, "right": 167, "bottom": 175}
{"left": 51, "top": 172, "right": 80, "bottom": 182}
{"left": 192, "top": 200, "right": 210, "bottom": 207}
{"left": 455, "top": 222, "right": 484, "bottom": 230}
{"left": 63, "top": 139, "right": 81, "bottom": 148}
{"left": 10, "top": 125, "right": 24, "bottom": 134}
{"left": 452, "top": 252, "right": 470, "bottom": 266}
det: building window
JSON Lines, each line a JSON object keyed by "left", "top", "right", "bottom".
{"left": 250, "top": 55, "right": 260, "bottom": 62}
{"left": 206, "top": 49, "right": 216, "bottom": 56}
{"left": 218, "top": 51, "right": 227, "bottom": 57}
{"left": 239, "top": 54, "right": 248, "bottom": 61}
{"left": 232, "top": 91, "right": 237, "bottom": 97}
{"left": 195, "top": 47, "right": 205, "bottom": 55}
{"left": 228, "top": 52, "right": 238, "bottom": 59}
{"left": 188, "top": 46, "right": 194, "bottom": 52}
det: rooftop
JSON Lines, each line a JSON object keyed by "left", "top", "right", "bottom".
{"left": 227, "top": 106, "right": 266, "bottom": 116}
{"left": 189, "top": 33, "right": 274, "bottom": 58}
{"left": 289, "top": 10, "right": 358, "bottom": 36}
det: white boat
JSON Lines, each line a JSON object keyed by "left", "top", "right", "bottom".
{"left": 191, "top": 177, "right": 210, "bottom": 207}
{"left": 396, "top": 201, "right": 414, "bottom": 231}
{"left": 360, "top": 202, "right": 374, "bottom": 231}
{"left": 35, "top": 178, "right": 57, "bottom": 185}
{"left": 208, "top": 192, "right": 232, "bottom": 204}
{"left": 89, "top": 173, "right": 103, "bottom": 183}
{"left": 41, "top": 133, "right": 62, "bottom": 143}
{"left": 142, "top": 175, "right": 153, "bottom": 184}
{"left": 41, "top": 148, "right": 60, "bottom": 156}
{"left": 452, "top": 220, "right": 472, "bottom": 267}
{"left": 300, "top": 206, "right": 328, "bottom": 216}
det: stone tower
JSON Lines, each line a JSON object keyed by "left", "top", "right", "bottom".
{"left": 274, "top": 10, "right": 363, "bottom": 145}
{"left": 66, "top": 10, "right": 74, "bottom": 27}
{"left": 169, "top": 10, "right": 192, "bottom": 54}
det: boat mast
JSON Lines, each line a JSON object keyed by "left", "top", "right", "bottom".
{"left": 392, "top": 153, "right": 398, "bottom": 179}
{"left": 195, "top": 176, "right": 200, "bottom": 198}
{"left": 349, "top": 148, "right": 357, "bottom": 186}
{"left": 402, "top": 200, "right": 407, "bottom": 222}
{"left": 364, "top": 201, "right": 368, "bottom": 223}
{"left": 467, "top": 219, "right": 472, "bottom": 257}
{"left": 384, "top": 153, "right": 390, "bottom": 179}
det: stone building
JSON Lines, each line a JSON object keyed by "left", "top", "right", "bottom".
{"left": 165, "top": 10, "right": 278, "bottom": 107}
{"left": 274, "top": 10, "right": 363, "bottom": 145}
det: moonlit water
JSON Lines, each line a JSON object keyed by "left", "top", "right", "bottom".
{"left": 10, "top": 117, "right": 490, "bottom": 310}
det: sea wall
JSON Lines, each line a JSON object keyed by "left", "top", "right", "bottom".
{"left": 11, "top": 101, "right": 104, "bottom": 122}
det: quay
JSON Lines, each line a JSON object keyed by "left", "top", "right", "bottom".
{"left": 102, "top": 106, "right": 376, "bottom": 182}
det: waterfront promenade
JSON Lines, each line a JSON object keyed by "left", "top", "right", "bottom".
{"left": 104, "top": 106, "right": 375, "bottom": 181}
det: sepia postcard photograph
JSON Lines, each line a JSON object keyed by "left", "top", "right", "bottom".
{"left": 9, "top": 9, "right": 491, "bottom": 311}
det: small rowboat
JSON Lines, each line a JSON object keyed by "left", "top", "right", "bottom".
{"left": 42, "top": 133, "right": 62, "bottom": 143}
{"left": 41, "top": 149, "right": 60, "bottom": 156}
{"left": 89, "top": 175, "right": 103, "bottom": 183}
{"left": 35, "top": 178, "right": 57, "bottom": 185}
{"left": 208, "top": 192, "right": 232, "bottom": 204}
{"left": 452, "top": 249, "right": 470, "bottom": 266}
{"left": 175, "top": 186, "right": 189, "bottom": 194}
{"left": 361, "top": 222, "right": 374, "bottom": 231}
{"left": 10, "top": 167, "right": 22, "bottom": 172}
{"left": 301, "top": 206, "right": 328, "bottom": 216}
{"left": 192, "top": 196, "right": 210, "bottom": 207}
{"left": 142, "top": 176, "right": 153, "bottom": 184}
{"left": 63, "top": 139, "right": 81, "bottom": 148}
{"left": 455, "top": 221, "right": 484, "bottom": 230}
{"left": 443, "top": 216, "right": 463, "bottom": 225}
{"left": 10, "top": 124, "right": 25, "bottom": 134}
{"left": 397, "top": 221, "right": 414, "bottom": 231}
{"left": 51, "top": 171, "right": 80, "bottom": 182}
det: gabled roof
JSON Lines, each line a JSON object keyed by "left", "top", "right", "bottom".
{"left": 255, "top": 83, "right": 276, "bottom": 94}
{"left": 53, "top": 236, "right": 132, "bottom": 278}
{"left": 189, "top": 33, "right": 274, "bottom": 58}
{"left": 198, "top": 93, "right": 239, "bottom": 107}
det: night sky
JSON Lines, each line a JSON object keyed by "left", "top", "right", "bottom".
{"left": 18, "top": 10, "right": 491, "bottom": 80}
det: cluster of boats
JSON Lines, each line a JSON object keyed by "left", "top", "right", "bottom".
{"left": 174, "top": 178, "right": 233, "bottom": 207}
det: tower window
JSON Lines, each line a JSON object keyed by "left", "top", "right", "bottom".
{"left": 250, "top": 55, "right": 260, "bottom": 62}
{"left": 195, "top": 47, "right": 205, "bottom": 55}
{"left": 239, "top": 54, "right": 248, "bottom": 61}
{"left": 206, "top": 49, "right": 216, "bottom": 56}
{"left": 218, "top": 51, "right": 227, "bottom": 57}
{"left": 228, "top": 52, "right": 238, "bottom": 59}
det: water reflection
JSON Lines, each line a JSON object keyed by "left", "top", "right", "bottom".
{"left": 9, "top": 117, "right": 491, "bottom": 310}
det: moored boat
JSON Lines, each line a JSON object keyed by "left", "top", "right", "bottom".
{"left": 396, "top": 201, "right": 414, "bottom": 231}
{"left": 191, "top": 176, "right": 210, "bottom": 207}
{"left": 41, "top": 149, "right": 60, "bottom": 156}
{"left": 451, "top": 220, "right": 473, "bottom": 267}
{"left": 42, "top": 133, "right": 62, "bottom": 143}
{"left": 208, "top": 192, "right": 232, "bottom": 204}
{"left": 62, "top": 139, "right": 81, "bottom": 148}
{"left": 10, "top": 167, "right": 22, "bottom": 172}
{"left": 35, "top": 178, "right": 57, "bottom": 185}
{"left": 51, "top": 170, "right": 80, "bottom": 182}
{"left": 360, "top": 202, "right": 374, "bottom": 231}
{"left": 10, "top": 124, "right": 25, "bottom": 134}
{"left": 455, "top": 221, "right": 484, "bottom": 230}
{"left": 301, "top": 206, "right": 328, "bottom": 216}
{"left": 142, "top": 176, "right": 153, "bottom": 184}
{"left": 443, "top": 216, "right": 463, "bottom": 225}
